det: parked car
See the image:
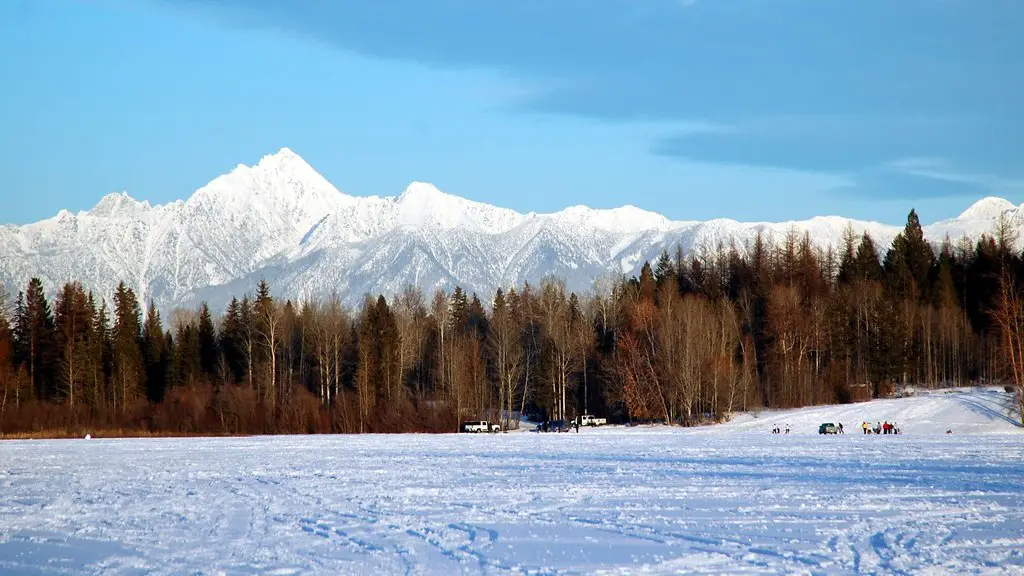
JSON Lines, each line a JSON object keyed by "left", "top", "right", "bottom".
{"left": 578, "top": 414, "right": 607, "bottom": 427}
{"left": 460, "top": 420, "right": 500, "bottom": 433}
{"left": 818, "top": 422, "right": 838, "bottom": 434}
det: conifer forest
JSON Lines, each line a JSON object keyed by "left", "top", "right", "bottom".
{"left": 2, "top": 210, "right": 1023, "bottom": 436}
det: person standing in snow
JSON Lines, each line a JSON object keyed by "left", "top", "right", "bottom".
{"left": 837, "top": 422, "right": 844, "bottom": 434}
{"left": 862, "top": 421, "right": 868, "bottom": 434}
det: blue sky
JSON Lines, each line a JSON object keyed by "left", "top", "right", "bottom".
{"left": 1, "top": 0, "right": 1020, "bottom": 225}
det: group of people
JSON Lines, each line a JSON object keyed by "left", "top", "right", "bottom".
{"left": 861, "top": 420, "right": 900, "bottom": 434}
{"left": 770, "top": 424, "right": 790, "bottom": 434}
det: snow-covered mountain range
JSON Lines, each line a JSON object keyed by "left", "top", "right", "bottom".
{"left": 1, "top": 148, "right": 1019, "bottom": 314}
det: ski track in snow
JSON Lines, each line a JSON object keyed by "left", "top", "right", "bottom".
{"left": 1, "top": 427, "right": 1023, "bottom": 575}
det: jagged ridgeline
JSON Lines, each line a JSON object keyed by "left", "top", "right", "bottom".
{"left": 2, "top": 148, "right": 1022, "bottom": 316}
{"left": 1, "top": 207, "right": 1023, "bottom": 436}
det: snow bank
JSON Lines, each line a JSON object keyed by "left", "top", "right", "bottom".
{"left": 702, "top": 386, "right": 1022, "bottom": 436}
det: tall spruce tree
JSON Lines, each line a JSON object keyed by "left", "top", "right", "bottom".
{"left": 90, "top": 298, "right": 113, "bottom": 409}
{"left": 220, "top": 297, "right": 244, "bottom": 383}
{"left": 14, "top": 278, "right": 56, "bottom": 401}
{"left": 197, "top": 303, "right": 218, "bottom": 380}
{"left": 173, "top": 320, "right": 199, "bottom": 389}
{"left": 884, "top": 209, "right": 935, "bottom": 300}
{"left": 142, "top": 301, "right": 170, "bottom": 402}
{"left": 53, "top": 282, "right": 92, "bottom": 407}
{"left": 854, "top": 234, "right": 884, "bottom": 282}
{"left": 112, "top": 282, "right": 143, "bottom": 412}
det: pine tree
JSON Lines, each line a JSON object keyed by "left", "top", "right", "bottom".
{"left": 654, "top": 249, "right": 676, "bottom": 291}
{"left": 90, "top": 298, "right": 113, "bottom": 410}
{"left": 53, "top": 282, "right": 92, "bottom": 407}
{"left": 375, "top": 295, "right": 401, "bottom": 409}
{"left": 467, "top": 293, "right": 488, "bottom": 337}
{"left": 197, "top": 303, "right": 218, "bottom": 380}
{"left": 112, "top": 281, "right": 143, "bottom": 412}
{"left": 142, "top": 300, "right": 169, "bottom": 403}
{"left": 13, "top": 278, "right": 56, "bottom": 401}
{"left": 854, "top": 233, "right": 883, "bottom": 282}
{"left": 450, "top": 286, "right": 469, "bottom": 333}
{"left": 220, "top": 297, "right": 244, "bottom": 384}
{"left": 837, "top": 224, "right": 858, "bottom": 285}
{"left": 173, "top": 320, "right": 199, "bottom": 389}
{"left": 884, "top": 209, "right": 935, "bottom": 300}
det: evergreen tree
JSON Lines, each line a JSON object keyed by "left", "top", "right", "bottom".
{"left": 854, "top": 234, "right": 883, "bottom": 282}
{"left": 450, "top": 286, "right": 469, "bottom": 332}
{"left": 467, "top": 293, "right": 488, "bottom": 337}
{"left": 53, "top": 282, "right": 92, "bottom": 406}
{"left": 13, "top": 278, "right": 56, "bottom": 401}
{"left": 220, "top": 297, "right": 244, "bottom": 383}
{"left": 173, "top": 321, "right": 200, "bottom": 388}
{"left": 837, "top": 224, "right": 858, "bottom": 285}
{"left": 654, "top": 249, "right": 676, "bottom": 291}
{"left": 142, "top": 301, "right": 170, "bottom": 402}
{"left": 884, "top": 209, "right": 935, "bottom": 300}
{"left": 112, "top": 281, "right": 143, "bottom": 412}
{"left": 197, "top": 303, "right": 218, "bottom": 380}
{"left": 90, "top": 298, "right": 113, "bottom": 409}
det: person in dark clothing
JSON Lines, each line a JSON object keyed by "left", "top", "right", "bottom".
{"left": 838, "top": 422, "right": 844, "bottom": 434}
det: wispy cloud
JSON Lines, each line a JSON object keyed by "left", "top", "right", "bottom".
{"left": 886, "top": 157, "right": 1024, "bottom": 193}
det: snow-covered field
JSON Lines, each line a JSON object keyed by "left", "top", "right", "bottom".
{"left": 1, "top": 389, "right": 1022, "bottom": 575}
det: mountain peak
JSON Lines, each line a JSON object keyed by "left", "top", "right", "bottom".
{"left": 88, "top": 191, "right": 151, "bottom": 217}
{"left": 555, "top": 204, "right": 674, "bottom": 234}
{"left": 392, "top": 182, "right": 469, "bottom": 227}
{"left": 397, "top": 181, "right": 448, "bottom": 201}
{"left": 958, "top": 197, "right": 1016, "bottom": 220}
{"left": 253, "top": 146, "right": 312, "bottom": 173}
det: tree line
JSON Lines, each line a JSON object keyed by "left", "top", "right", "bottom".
{"left": 1, "top": 209, "right": 1022, "bottom": 436}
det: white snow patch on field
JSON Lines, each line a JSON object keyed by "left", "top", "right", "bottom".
{"left": 702, "top": 386, "right": 1023, "bottom": 436}
{"left": 0, "top": 389, "right": 1022, "bottom": 575}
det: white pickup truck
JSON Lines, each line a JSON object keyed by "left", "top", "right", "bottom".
{"left": 460, "top": 420, "right": 500, "bottom": 433}
{"left": 578, "top": 414, "right": 607, "bottom": 427}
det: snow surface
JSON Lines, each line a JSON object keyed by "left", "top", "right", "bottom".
{"left": 713, "top": 386, "right": 1023, "bottom": 436}
{"left": 4, "top": 148, "right": 1024, "bottom": 314}
{"left": 1, "top": 389, "right": 1022, "bottom": 575}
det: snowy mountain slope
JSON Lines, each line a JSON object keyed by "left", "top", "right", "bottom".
{"left": 1, "top": 148, "right": 1020, "bottom": 313}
